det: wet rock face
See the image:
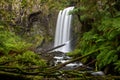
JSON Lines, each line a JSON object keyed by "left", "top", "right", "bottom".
{"left": 24, "top": 10, "right": 58, "bottom": 49}
{"left": 28, "top": 10, "right": 58, "bottom": 36}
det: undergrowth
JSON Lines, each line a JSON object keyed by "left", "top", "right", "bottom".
{"left": 0, "top": 25, "right": 47, "bottom": 70}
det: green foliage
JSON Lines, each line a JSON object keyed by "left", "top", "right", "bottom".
{"left": 0, "top": 26, "right": 47, "bottom": 70}
{"left": 70, "top": 0, "right": 120, "bottom": 73}
{"left": 98, "top": 17, "right": 120, "bottom": 40}
{"left": 67, "top": 49, "right": 81, "bottom": 57}
{"left": 75, "top": 17, "right": 120, "bottom": 70}
{"left": 97, "top": 49, "right": 118, "bottom": 69}
{"left": 0, "top": 27, "right": 32, "bottom": 55}
{"left": 114, "top": 60, "right": 120, "bottom": 72}
{"left": 16, "top": 51, "right": 46, "bottom": 65}
{"left": 0, "top": 51, "right": 47, "bottom": 70}
{"left": 42, "top": 0, "right": 70, "bottom": 11}
{"left": 14, "top": 51, "right": 47, "bottom": 69}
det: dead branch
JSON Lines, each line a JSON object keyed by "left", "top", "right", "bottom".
{"left": 38, "top": 43, "right": 65, "bottom": 54}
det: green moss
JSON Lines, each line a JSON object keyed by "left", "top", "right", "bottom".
{"left": 0, "top": 30, "right": 32, "bottom": 55}
{"left": 13, "top": 51, "right": 47, "bottom": 69}
{"left": 0, "top": 25, "right": 47, "bottom": 71}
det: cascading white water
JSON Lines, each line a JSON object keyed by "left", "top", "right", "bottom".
{"left": 54, "top": 7, "right": 74, "bottom": 53}
{"left": 53, "top": 7, "right": 83, "bottom": 68}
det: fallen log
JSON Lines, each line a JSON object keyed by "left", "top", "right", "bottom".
{"left": 0, "top": 71, "right": 31, "bottom": 80}
{"left": 47, "top": 48, "right": 100, "bottom": 72}
{"left": 38, "top": 43, "right": 65, "bottom": 54}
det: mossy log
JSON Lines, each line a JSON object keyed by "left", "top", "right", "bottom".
{"left": 0, "top": 71, "right": 31, "bottom": 80}
{"left": 1, "top": 70, "right": 120, "bottom": 80}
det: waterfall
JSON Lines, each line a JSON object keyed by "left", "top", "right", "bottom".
{"left": 54, "top": 7, "right": 74, "bottom": 53}
{"left": 53, "top": 7, "right": 83, "bottom": 68}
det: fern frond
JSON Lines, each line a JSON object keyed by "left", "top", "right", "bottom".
{"left": 97, "top": 49, "right": 118, "bottom": 69}
{"left": 114, "top": 60, "right": 120, "bottom": 71}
